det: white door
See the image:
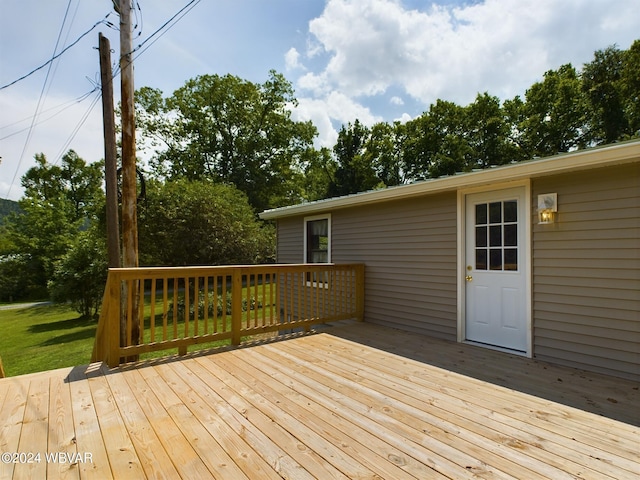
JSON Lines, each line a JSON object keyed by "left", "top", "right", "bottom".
{"left": 465, "top": 187, "right": 528, "bottom": 352}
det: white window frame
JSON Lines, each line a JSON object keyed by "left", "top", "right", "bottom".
{"left": 303, "top": 214, "right": 331, "bottom": 287}
{"left": 303, "top": 214, "right": 332, "bottom": 264}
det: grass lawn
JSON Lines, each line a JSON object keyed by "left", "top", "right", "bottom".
{"left": 0, "top": 304, "right": 97, "bottom": 377}
{"left": 0, "top": 285, "right": 279, "bottom": 377}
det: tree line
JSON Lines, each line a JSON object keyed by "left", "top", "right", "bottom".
{"left": 0, "top": 40, "right": 637, "bottom": 313}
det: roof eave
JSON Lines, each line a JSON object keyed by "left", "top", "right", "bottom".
{"left": 260, "top": 141, "right": 640, "bottom": 220}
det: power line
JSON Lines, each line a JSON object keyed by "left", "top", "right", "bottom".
{"left": 0, "top": 88, "right": 98, "bottom": 141}
{"left": 6, "top": 0, "right": 76, "bottom": 199}
{"left": 132, "top": 0, "right": 200, "bottom": 58}
{"left": 53, "top": 90, "right": 103, "bottom": 165}
{"left": 0, "top": 11, "right": 114, "bottom": 90}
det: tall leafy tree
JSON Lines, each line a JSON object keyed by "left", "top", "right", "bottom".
{"left": 621, "top": 39, "right": 640, "bottom": 137}
{"left": 520, "top": 64, "right": 590, "bottom": 156}
{"left": 582, "top": 45, "right": 627, "bottom": 144}
{"left": 465, "top": 93, "right": 526, "bottom": 168}
{"left": 327, "top": 120, "right": 380, "bottom": 197}
{"left": 363, "top": 121, "right": 409, "bottom": 187}
{"left": 136, "top": 71, "right": 317, "bottom": 212}
{"left": 1, "top": 151, "right": 104, "bottom": 299}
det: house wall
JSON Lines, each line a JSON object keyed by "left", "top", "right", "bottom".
{"left": 275, "top": 161, "right": 639, "bottom": 380}
{"left": 531, "top": 162, "right": 640, "bottom": 380}
{"left": 277, "top": 192, "right": 459, "bottom": 340}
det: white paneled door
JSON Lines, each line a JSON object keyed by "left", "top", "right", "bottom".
{"left": 465, "top": 187, "right": 528, "bottom": 352}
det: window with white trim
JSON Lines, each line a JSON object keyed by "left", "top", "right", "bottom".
{"left": 304, "top": 214, "right": 331, "bottom": 263}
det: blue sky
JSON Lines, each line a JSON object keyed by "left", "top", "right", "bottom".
{"left": 1, "top": 0, "right": 639, "bottom": 200}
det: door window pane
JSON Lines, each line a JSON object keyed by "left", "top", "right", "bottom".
{"left": 504, "top": 201, "right": 517, "bottom": 222}
{"left": 504, "top": 249, "right": 518, "bottom": 271}
{"left": 490, "top": 249, "right": 502, "bottom": 270}
{"left": 476, "top": 226, "right": 487, "bottom": 247}
{"left": 475, "top": 204, "right": 487, "bottom": 225}
{"left": 504, "top": 224, "right": 517, "bottom": 246}
{"left": 476, "top": 249, "right": 487, "bottom": 270}
{"left": 472, "top": 199, "right": 518, "bottom": 272}
{"left": 489, "top": 225, "right": 502, "bottom": 247}
{"left": 489, "top": 202, "right": 502, "bottom": 223}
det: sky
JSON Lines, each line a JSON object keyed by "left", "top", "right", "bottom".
{"left": 1, "top": 0, "right": 639, "bottom": 201}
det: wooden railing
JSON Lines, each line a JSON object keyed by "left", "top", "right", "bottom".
{"left": 92, "top": 264, "right": 364, "bottom": 367}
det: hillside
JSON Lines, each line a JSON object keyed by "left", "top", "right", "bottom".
{"left": 0, "top": 198, "right": 21, "bottom": 223}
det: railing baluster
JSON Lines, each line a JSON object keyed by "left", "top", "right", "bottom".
{"left": 138, "top": 278, "right": 145, "bottom": 345}
{"left": 93, "top": 264, "right": 364, "bottom": 366}
{"left": 172, "top": 277, "right": 178, "bottom": 339}
{"left": 194, "top": 276, "right": 199, "bottom": 337}
{"left": 150, "top": 278, "right": 156, "bottom": 343}
{"left": 203, "top": 275, "right": 209, "bottom": 335}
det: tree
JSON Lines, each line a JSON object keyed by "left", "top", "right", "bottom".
{"left": 520, "top": 64, "right": 590, "bottom": 156}
{"left": 49, "top": 228, "right": 107, "bottom": 318}
{"left": 363, "top": 121, "right": 409, "bottom": 187}
{"left": 136, "top": 71, "right": 317, "bottom": 212}
{"left": 299, "top": 147, "right": 335, "bottom": 201}
{"left": 1, "top": 151, "right": 104, "bottom": 297}
{"left": 621, "top": 39, "right": 640, "bottom": 137}
{"left": 582, "top": 45, "right": 627, "bottom": 144}
{"left": 327, "top": 120, "right": 380, "bottom": 197}
{"left": 138, "top": 179, "right": 274, "bottom": 267}
{"left": 465, "top": 93, "right": 526, "bottom": 168}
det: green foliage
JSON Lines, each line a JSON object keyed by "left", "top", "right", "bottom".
{"left": 48, "top": 229, "right": 108, "bottom": 318}
{"left": 0, "top": 304, "right": 96, "bottom": 376}
{"left": 328, "top": 120, "right": 382, "bottom": 197}
{"left": 136, "top": 70, "right": 316, "bottom": 211}
{"left": 0, "top": 151, "right": 104, "bottom": 300}
{"left": 0, "top": 199, "right": 21, "bottom": 224}
{"left": 138, "top": 179, "right": 275, "bottom": 266}
{"left": 0, "top": 254, "right": 47, "bottom": 302}
{"left": 168, "top": 291, "right": 263, "bottom": 319}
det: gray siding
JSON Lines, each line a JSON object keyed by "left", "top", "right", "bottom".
{"left": 277, "top": 193, "right": 458, "bottom": 340}
{"left": 277, "top": 217, "right": 304, "bottom": 264}
{"left": 532, "top": 163, "right": 640, "bottom": 380}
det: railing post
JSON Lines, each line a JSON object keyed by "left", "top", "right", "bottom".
{"left": 231, "top": 269, "right": 243, "bottom": 345}
{"left": 108, "top": 272, "right": 122, "bottom": 367}
{"left": 355, "top": 264, "right": 365, "bottom": 321}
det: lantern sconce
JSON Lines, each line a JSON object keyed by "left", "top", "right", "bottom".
{"left": 538, "top": 193, "right": 557, "bottom": 224}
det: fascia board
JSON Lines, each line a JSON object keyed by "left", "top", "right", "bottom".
{"left": 260, "top": 141, "right": 640, "bottom": 220}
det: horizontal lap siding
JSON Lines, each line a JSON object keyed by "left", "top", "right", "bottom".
{"left": 275, "top": 193, "right": 458, "bottom": 340}
{"left": 532, "top": 163, "right": 640, "bottom": 380}
{"left": 277, "top": 218, "right": 303, "bottom": 264}
{"left": 332, "top": 193, "right": 458, "bottom": 339}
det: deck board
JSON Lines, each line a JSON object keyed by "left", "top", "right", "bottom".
{"left": 0, "top": 322, "right": 638, "bottom": 479}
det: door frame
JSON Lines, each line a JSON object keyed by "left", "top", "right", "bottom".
{"left": 456, "top": 179, "right": 533, "bottom": 357}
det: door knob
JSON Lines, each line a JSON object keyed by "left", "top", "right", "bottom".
{"left": 465, "top": 275, "right": 473, "bottom": 282}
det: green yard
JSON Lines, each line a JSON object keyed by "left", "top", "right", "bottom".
{"left": 0, "top": 303, "right": 97, "bottom": 377}
{"left": 0, "top": 285, "right": 278, "bottom": 377}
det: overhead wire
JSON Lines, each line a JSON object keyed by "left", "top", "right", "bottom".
{"left": 0, "top": 11, "right": 115, "bottom": 91}
{"left": 3, "top": 0, "right": 202, "bottom": 198}
{"left": 5, "top": 0, "right": 75, "bottom": 198}
{"left": 52, "top": 90, "right": 103, "bottom": 164}
{"left": 0, "top": 88, "right": 99, "bottom": 140}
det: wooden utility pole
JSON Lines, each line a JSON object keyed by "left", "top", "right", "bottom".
{"left": 118, "top": 0, "right": 140, "bottom": 352}
{"left": 119, "top": 0, "right": 138, "bottom": 270}
{"left": 98, "top": 32, "right": 121, "bottom": 269}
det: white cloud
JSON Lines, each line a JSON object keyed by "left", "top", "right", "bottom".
{"left": 298, "top": 0, "right": 640, "bottom": 107}
{"left": 285, "top": 47, "right": 305, "bottom": 71}
{"left": 395, "top": 112, "right": 413, "bottom": 124}
{"left": 292, "top": 92, "right": 382, "bottom": 148}
{"left": 390, "top": 96, "right": 404, "bottom": 106}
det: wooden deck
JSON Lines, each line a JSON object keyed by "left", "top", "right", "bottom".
{"left": 1, "top": 322, "right": 638, "bottom": 479}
